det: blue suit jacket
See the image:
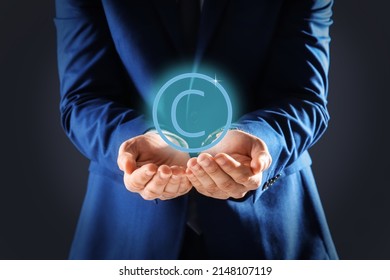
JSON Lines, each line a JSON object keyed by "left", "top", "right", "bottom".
{"left": 55, "top": 0, "right": 338, "bottom": 259}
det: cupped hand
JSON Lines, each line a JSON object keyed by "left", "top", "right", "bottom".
{"left": 117, "top": 133, "right": 192, "bottom": 200}
{"left": 186, "top": 130, "right": 272, "bottom": 199}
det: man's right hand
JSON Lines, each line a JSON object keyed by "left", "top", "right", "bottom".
{"left": 117, "top": 133, "right": 192, "bottom": 200}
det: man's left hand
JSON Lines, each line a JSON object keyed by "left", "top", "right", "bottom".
{"left": 186, "top": 130, "right": 272, "bottom": 199}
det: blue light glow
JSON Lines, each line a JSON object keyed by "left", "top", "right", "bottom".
{"left": 152, "top": 73, "right": 233, "bottom": 153}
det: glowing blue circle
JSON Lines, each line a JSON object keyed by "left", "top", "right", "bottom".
{"left": 152, "top": 73, "right": 233, "bottom": 153}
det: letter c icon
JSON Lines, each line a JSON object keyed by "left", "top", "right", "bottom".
{"left": 153, "top": 72, "right": 232, "bottom": 153}
{"left": 171, "top": 89, "right": 205, "bottom": 138}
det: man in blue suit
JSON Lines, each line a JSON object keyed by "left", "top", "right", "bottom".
{"left": 55, "top": 0, "right": 338, "bottom": 259}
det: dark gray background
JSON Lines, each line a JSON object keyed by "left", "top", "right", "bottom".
{"left": 0, "top": 1, "right": 389, "bottom": 259}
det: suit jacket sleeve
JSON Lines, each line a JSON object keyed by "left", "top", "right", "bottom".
{"left": 231, "top": 0, "right": 333, "bottom": 200}
{"left": 54, "top": 0, "right": 152, "bottom": 174}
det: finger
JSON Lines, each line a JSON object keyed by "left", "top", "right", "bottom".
{"left": 141, "top": 165, "right": 171, "bottom": 200}
{"left": 215, "top": 153, "right": 260, "bottom": 191}
{"left": 162, "top": 166, "right": 182, "bottom": 197}
{"left": 188, "top": 155, "right": 218, "bottom": 192}
{"left": 250, "top": 139, "right": 272, "bottom": 174}
{"left": 186, "top": 169, "right": 209, "bottom": 197}
{"left": 186, "top": 165, "right": 229, "bottom": 199}
{"left": 198, "top": 153, "right": 247, "bottom": 198}
{"left": 146, "top": 167, "right": 192, "bottom": 200}
{"left": 173, "top": 167, "right": 192, "bottom": 195}
{"left": 177, "top": 176, "right": 192, "bottom": 195}
{"left": 186, "top": 166, "right": 203, "bottom": 190}
{"left": 124, "top": 163, "right": 157, "bottom": 192}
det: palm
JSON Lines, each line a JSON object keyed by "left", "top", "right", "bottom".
{"left": 134, "top": 133, "right": 190, "bottom": 168}
{"left": 207, "top": 131, "right": 253, "bottom": 167}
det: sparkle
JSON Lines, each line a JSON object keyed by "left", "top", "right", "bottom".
{"left": 213, "top": 74, "right": 222, "bottom": 86}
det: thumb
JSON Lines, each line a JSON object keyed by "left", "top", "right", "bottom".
{"left": 118, "top": 152, "right": 137, "bottom": 174}
{"left": 250, "top": 140, "right": 272, "bottom": 174}
{"left": 117, "top": 141, "right": 138, "bottom": 174}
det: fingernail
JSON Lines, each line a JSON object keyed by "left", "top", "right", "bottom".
{"left": 159, "top": 171, "right": 170, "bottom": 179}
{"left": 199, "top": 158, "right": 210, "bottom": 167}
{"left": 145, "top": 169, "right": 155, "bottom": 176}
{"left": 191, "top": 164, "right": 201, "bottom": 171}
{"left": 189, "top": 160, "right": 197, "bottom": 168}
{"left": 171, "top": 174, "right": 180, "bottom": 181}
{"left": 215, "top": 157, "right": 226, "bottom": 166}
